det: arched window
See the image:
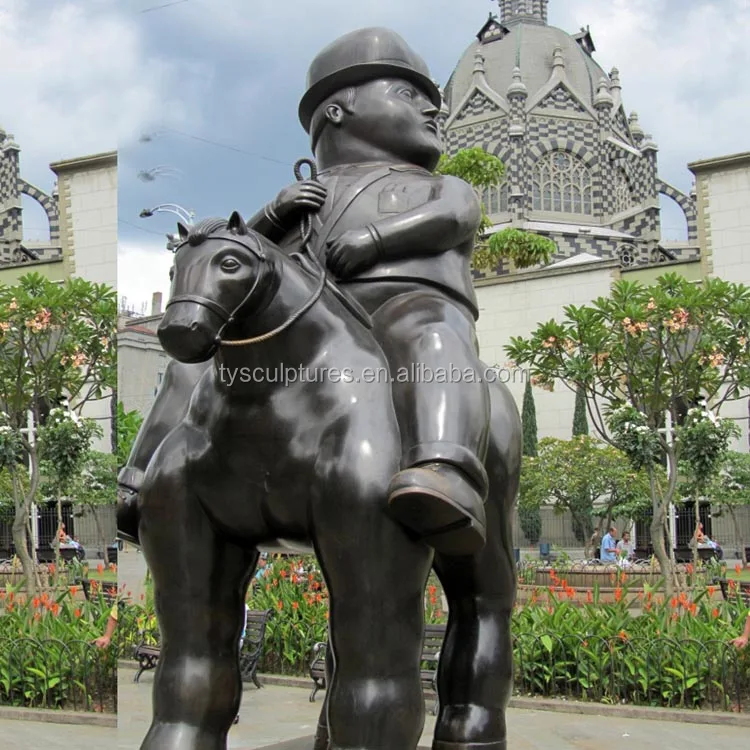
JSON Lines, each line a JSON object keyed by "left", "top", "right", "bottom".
{"left": 532, "top": 150, "right": 593, "bottom": 215}
{"left": 613, "top": 170, "right": 633, "bottom": 214}
{"left": 482, "top": 180, "right": 509, "bottom": 216}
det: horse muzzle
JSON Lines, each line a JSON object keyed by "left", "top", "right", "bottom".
{"left": 158, "top": 302, "right": 223, "bottom": 363}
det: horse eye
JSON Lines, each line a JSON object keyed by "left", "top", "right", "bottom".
{"left": 220, "top": 257, "right": 241, "bottom": 273}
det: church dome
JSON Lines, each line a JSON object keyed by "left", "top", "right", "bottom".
{"left": 444, "top": 18, "right": 608, "bottom": 112}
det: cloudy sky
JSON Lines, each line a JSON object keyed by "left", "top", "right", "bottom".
{"left": 1, "top": 0, "right": 748, "bottom": 312}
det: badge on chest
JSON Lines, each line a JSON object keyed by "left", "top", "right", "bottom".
{"left": 377, "top": 182, "right": 432, "bottom": 214}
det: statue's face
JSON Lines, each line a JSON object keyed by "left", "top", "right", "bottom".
{"left": 342, "top": 77, "right": 442, "bottom": 170}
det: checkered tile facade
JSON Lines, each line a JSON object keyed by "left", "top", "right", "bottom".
{"left": 536, "top": 84, "right": 588, "bottom": 114}
{"left": 442, "top": 24, "right": 701, "bottom": 280}
{"left": 0, "top": 131, "right": 62, "bottom": 266}
{"left": 453, "top": 90, "right": 503, "bottom": 123}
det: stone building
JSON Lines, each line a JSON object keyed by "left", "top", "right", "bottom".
{"left": 440, "top": 0, "right": 699, "bottom": 275}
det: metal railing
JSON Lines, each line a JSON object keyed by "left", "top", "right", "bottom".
{"left": 0, "top": 637, "right": 116, "bottom": 712}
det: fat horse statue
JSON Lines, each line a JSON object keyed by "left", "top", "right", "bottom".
{"left": 117, "top": 28, "right": 521, "bottom": 750}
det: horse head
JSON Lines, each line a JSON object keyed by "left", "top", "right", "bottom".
{"left": 158, "top": 211, "right": 277, "bottom": 363}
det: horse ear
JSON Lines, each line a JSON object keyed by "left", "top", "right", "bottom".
{"left": 176, "top": 222, "right": 190, "bottom": 240}
{"left": 228, "top": 211, "right": 248, "bottom": 235}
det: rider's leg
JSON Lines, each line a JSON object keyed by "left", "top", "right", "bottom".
{"left": 117, "top": 359, "right": 209, "bottom": 544}
{"left": 369, "top": 289, "right": 491, "bottom": 555}
{"left": 138, "top": 444, "right": 257, "bottom": 750}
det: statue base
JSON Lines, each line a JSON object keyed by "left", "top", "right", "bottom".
{"left": 255, "top": 738, "right": 431, "bottom": 750}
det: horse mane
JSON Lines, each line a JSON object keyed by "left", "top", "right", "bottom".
{"left": 184, "top": 217, "right": 232, "bottom": 247}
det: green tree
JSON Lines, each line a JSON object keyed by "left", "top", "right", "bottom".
{"left": 518, "top": 379, "right": 542, "bottom": 545}
{"left": 704, "top": 451, "right": 750, "bottom": 565}
{"left": 436, "top": 147, "right": 556, "bottom": 272}
{"left": 0, "top": 273, "right": 116, "bottom": 593}
{"left": 573, "top": 386, "right": 589, "bottom": 437}
{"left": 521, "top": 436, "right": 651, "bottom": 555}
{"left": 506, "top": 273, "right": 750, "bottom": 593}
{"left": 116, "top": 402, "right": 144, "bottom": 468}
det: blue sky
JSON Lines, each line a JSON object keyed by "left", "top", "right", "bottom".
{"left": 1, "top": 0, "right": 749, "bottom": 311}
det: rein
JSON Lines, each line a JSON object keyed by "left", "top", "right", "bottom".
{"left": 171, "top": 158, "right": 328, "bottom": 348}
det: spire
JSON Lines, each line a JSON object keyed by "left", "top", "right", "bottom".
{"left": 473, "top": 49, "right": 486, "bottom": 78}
{"left": 594, "top": 77, "right": 613, "bottom": 110}
{"left": 628, "top": 112, "right": 644, "bottom": 144}
{"left": 506, "top": 66, "right": 528, "bottom": 99}
{"left": 609, "top": 67, "right": 622, "bottom": 108}
{"left": 552, "top": 45, "right": 565, "bottom": 73}
{"left": 497, "top": 0, "right": 548, "bottom": 25}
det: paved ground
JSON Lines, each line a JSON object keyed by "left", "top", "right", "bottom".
{"left": 0, "top": 718, "right": 116, "bottom": 749}
{"left": 116, "top": 669, "right": 749, "bottom": 750}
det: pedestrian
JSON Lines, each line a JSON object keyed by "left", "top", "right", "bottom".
{"left": 732, "top": 613, "right": 750, "bottom": 650}
{"left": 93, "top": 602, "right": 118, "bottom": 649}
{"left": 600, "top": 526, "right": 618, "bottom": 563}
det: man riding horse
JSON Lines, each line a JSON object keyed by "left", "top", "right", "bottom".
{"left": 119, "top": 27, "right": 491, "bottom": 557}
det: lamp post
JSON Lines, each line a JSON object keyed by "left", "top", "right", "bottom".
{"left": 139, "top": 204, "right": 195, "bottom": 225}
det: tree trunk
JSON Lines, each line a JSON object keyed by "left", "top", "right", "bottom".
{"left": 649, "top": 469, "right": 674, "bottom": 597}
{"left": 55, "top": 496, "right": 63, "bottom": 580}
{"left": 11, "top": 467, "right": 38, "bottom": 597}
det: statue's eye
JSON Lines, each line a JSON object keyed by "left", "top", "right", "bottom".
{"left": 220, "top": 257, "right": 241, "bottom": 273}
{"left": 400, "top": 88, "right": 414, "bottom": 99}
{"left": 168, "top": 267, "right": 175, "bottom": 281}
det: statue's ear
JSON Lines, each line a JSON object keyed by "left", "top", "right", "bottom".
{"left": 228, "top": 211, "right": 248, "bottom": 234}
{"left": 176, "top": 222, "right": 190, "bottom": 241}
{"left": 325, "top": 103, "right": 345, "bottom": 126}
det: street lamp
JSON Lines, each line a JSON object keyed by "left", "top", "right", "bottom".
{"left": 139, "top": 204, "right": 195, "bottom": 225}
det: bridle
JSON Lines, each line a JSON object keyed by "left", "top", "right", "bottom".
{"left": 166, "top": 159, "right": 327, "bottom": 348}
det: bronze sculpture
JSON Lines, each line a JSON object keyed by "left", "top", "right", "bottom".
{"left": 118, "top": 27, "right": 521, "bottom": 750}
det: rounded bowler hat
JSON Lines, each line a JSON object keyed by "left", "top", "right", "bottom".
{"left": 299, "top": 27, "right": 442, "bottom": 132}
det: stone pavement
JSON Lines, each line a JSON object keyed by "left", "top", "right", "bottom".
{"left": 0, "top": 718, "right": 115, "bottom": 750}
{"left": 117, "top": 668, "right": 749, "bottom": 750}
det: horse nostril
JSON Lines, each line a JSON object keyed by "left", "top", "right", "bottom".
{"left": 190, "top": 322, "right": 199, "bottom": 331}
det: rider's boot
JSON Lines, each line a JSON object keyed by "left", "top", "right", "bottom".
{"left": 117, "top": 466, "right": 144, "bottom": 547}
{"left": 387, "top": 461, "right": 487, "bottom": 556}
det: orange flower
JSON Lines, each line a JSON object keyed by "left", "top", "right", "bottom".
{"left": 276, "top": 600, "right": 283, "bottom": 610}
{"left": 51, "top": 603, "right": 60, "bottom": 616}
{"left": 292, "top": 602, "right": 299, "bottom": 610}
{"left": 325, "top": 611, "right": 329, "bottom": 620}
{"left": 8, "top": 591, "right": 14, "bottom": 603}
{"left": 712, "top": 608, "right": 720, "bottom": 618}
{"left": 645, "top": 602, "right": 652, "bottom": 612}
{"left": 140, "top": 593, "right": 145, "bottom": 601}
{"left": 32, "top": 597, "right": 40, "bottom": 609}
{"left": 34, "top": 612, "right": 41, "bottom": 622}
{"left": 736, "top": 563, "right": 743, "bottom": 575}
{"left": 315, "top": 594, "right": 322, "bottom": 603}
{"left": 280, "top": 570, "right": 288, "bottom": 579}
{"left": 97, "top": 562, "right": 104, "bottom": 575}
{"left": 48, "top": 563, "right": 55, "bottom": 575}
{"left": 586, "top": 591, "right": 593, "bottom": 604}
{"left": 670, "top": 597, "right": 679, "bottom": 609}
{"left": 685, "top": 563, "right": 694, "bottom": 575}
{"left": 619, "top": 630, "right": 628, "bottom": 641}
{"left": 74, "top": 608, "right": 82, "bottom": 618}
{"left": 688, "top": 603, "right": 697, "bottom": 616}
{"left": 708, "top": 586, "right": 716, "bottom": 597}
{"left": 428, "top": 585, "right": 437, "bottom": 596}
{"left": 70, "top": 585, "right": 78, "bottom": 597}
{"left": 615, "top": 588, "right": 623, "bottom": 603}
{"left": 41, "top": 592, "right": 49, "bottom": 604}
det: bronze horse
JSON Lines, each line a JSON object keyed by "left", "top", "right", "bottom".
{"left": 129, "top": 212, "right": 520, "bottom": 750}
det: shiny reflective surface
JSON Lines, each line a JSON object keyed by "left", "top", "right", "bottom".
{"left": 117, "top": 26, "right": 520, "bottom": 750}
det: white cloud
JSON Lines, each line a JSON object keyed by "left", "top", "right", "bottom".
{"left": 118, "top": 238, "right": 173, "bottom": 315}
{"left": 0, "top": 0, "right": 211, "bottom": 191}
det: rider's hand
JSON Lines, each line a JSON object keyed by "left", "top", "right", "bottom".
{"left": 273, "top": 181, "right": 327, "bottom": 222}
{"left": 326, "top": 228, "right": 380, "bottom": 279}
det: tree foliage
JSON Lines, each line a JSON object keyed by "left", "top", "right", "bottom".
{"left": 0, "top": 273, "right": 116, "bottom": 592}
{"left": 435, "top": 148, "right": 556, "bottom": 272}
{"left": 506, "top": 273, "right": 750, "bottom": 592}
{"left": 116, "top": 402, "right": 144, "bottom": 468}
{"left": 520, "top": 436, "right": 651, "bottom": 546}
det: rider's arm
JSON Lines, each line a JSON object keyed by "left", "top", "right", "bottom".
{"left": 366, "top": 176, "right": 481, "bottom": 260}
{"left": 246, "top": 201, "right": 290, "bottom": 243}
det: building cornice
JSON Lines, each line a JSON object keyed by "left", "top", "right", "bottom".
{"left": 688, "top": 151, "right": 750, "bottom": 174}
{"left": 49, "top": 150, "right": 117, "bottom": 173}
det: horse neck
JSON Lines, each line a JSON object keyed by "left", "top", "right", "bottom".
{"left": 213, "top": 253, "right": 336, "bottom": 385}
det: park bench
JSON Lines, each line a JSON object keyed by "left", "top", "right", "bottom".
{"left": 309, "top": 623, "right": 446, "bottom": 714}
{"left": 716, "top": 578, "right": 750, "bottom": 608}
{"left": 133, "top": 608, "right": 273, "bottom": 684}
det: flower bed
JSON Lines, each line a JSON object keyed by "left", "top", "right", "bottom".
{"left": 117, "top": 554, "right": 750, "bottom": 712}
{"left": 0, "top": 583, "right": 117, "bottom": 712}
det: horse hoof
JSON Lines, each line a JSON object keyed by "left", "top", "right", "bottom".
{"left": 387, "top": 464, "right": 486, "bottom": 556}
{"left": 433, "top": 742, "right": 506, "bottom": 750}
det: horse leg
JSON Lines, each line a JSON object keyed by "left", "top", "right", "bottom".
{"left": 312, "top": 647, "right": 333, "bottom": 750}
{"left": 431, "top": 399, "right": 521, "bottom": 750}
{"left": 139, "top": 464, "right": 257, "bottom": 750}
{"left": 314, "top": 497, "right": 432, "bottom": 750}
